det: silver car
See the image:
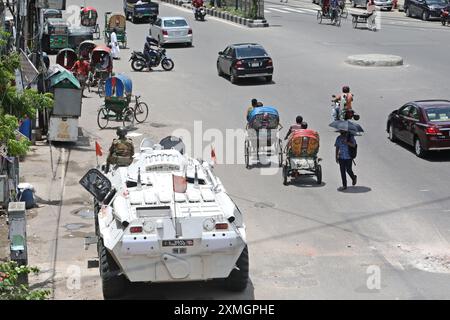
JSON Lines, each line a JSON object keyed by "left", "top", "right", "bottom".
{"left": 149, "top": 16, "right": 193, "bottom": 46}
{"left": 351, "top": 0, "right": 393, "bottom": 10}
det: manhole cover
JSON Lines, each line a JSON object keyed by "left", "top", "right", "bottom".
{"left": 254, "top": 202, "right": 275, "bottom": 209}
{"left": 64, "top": 223, "right": 89, "bottom": 231}
{"left": 71, "top": 208, "right": 95, "bottom": 219}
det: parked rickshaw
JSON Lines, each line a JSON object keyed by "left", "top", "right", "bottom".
{"left": 87, "top": 45, "right": 113, "bottom": 96}
{"left": 244, "top": 107, "right": 283, "bottom": 169}
{"left": 282, "top": 130, "right": 322, "bottom": 185}
{"left": 317, "top": 5, "right": 342, "bottom": 26}
{"left": 80, "top": 6, "right": 100, "bottom": 39}
{"left": 97, "top": 74, "right": 149, "bottom": 129}
{"left": 56, "top": 48, "right": 78, "bottom": 70}
{"left": 78, "top": 40, "right": 96, "bottom": 60}
{"left": 104, "top": 12, "right": 127, "bottom": 48}
{"left": 42, "top": 18, "right": 69, "bottom": 52}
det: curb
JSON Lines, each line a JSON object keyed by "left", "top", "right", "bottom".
{"left": 160, "top": 0, "right": 269, "bottom": 27}
{"left": 345, "top": 54, "right": 404, "bottom": 67}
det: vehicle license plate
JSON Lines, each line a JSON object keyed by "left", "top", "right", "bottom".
{"left": 251, "top": 62, "right": 260, "bottom": 67}
{"left": 162, "top": 239, "right": 194, "bottom": 247}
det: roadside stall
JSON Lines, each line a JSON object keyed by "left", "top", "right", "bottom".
{"left": 46, "top": 68, "right": 82, "bottom": 142}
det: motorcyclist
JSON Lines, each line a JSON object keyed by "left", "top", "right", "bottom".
{"left": 144, "top": 35, "right": 160, "bottom": 70}
{"left": 192, "top": 0, "right": 204, "bottom": 17}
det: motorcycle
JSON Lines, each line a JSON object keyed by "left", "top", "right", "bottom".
{"left": 130, "top": 48, "right": 175, "bottom": 72}
{"left": 441, "top": 8, "right": 449, "bottom": 26}
{"left": 194, "top": 6, "right": 206, "bottom": 21}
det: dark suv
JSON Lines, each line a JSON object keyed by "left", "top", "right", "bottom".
{"left": 404, "top": 0, "right": 449, "bottom": 20}
{"left": 217, "top": 43, "right": 274, "bottom": 84}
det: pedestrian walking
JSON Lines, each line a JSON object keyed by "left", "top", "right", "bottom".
{"left": 335, "top": 130, "right": 357, "bottom": 191}
{"left": 110, "top": 28, "right": 120, "bottom": 60}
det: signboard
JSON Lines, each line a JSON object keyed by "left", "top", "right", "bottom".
{"left": 19, "top": 50, "right": 39, "bottom": 89}
{"left": 36, "top": 0, "right": 66, "bottom": 10}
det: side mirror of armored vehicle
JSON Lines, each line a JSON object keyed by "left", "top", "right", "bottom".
{"left": 79, "top": 168, "right": 112, "bottom": 202}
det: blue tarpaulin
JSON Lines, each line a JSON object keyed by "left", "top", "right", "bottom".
{"left": 105, "top": 74, "right": 132, "bottom": 97}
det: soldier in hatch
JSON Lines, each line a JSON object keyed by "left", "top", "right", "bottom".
{"left": 106, "top": 127, "right": 134, "bottom": 169}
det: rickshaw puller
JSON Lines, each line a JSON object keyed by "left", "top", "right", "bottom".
{"left": 71, "top": 57, "right": 90, "bottom": 97}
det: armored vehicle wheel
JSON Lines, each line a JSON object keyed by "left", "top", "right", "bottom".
{"left": 223, "top": 245, "right": 249, "bottom": 292}
{"left": 99, "top": 240, "right": 126, "bottom": 299}
{"left": 315, "top": 164, "right": 322, "bottom": 185}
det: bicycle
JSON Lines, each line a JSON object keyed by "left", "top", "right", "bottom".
{"left": 131, "top": 95, "right": 149, "bottom": 123}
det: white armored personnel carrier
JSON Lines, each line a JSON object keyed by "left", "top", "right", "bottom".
{"left": 80, "top": 137, "right": 248, "bottom": 299}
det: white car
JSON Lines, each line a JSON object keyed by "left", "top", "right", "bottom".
{"left": 149, "top": 16, "right": 193, "bottom": 46}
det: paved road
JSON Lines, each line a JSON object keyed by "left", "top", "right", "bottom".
{"left": 24, "top": 0, "right": 450, "bottom": 299}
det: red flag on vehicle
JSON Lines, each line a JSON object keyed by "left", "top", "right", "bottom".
{"left": 211, "top": 145, "right": 217, "bottom": 164}
{"left": 95, "top": 141, "right": 103, "bottom": 157}
{"left": 172, "top": 174, "right": 187, "bottom": 193}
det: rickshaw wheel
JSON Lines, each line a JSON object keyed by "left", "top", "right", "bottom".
{"left": 278, "top": 140, "right": 283, "bottom": 168}
{"left": 316, "top": 164, "right": 322, "bottom": 185}
{"left": 134, "top": 102, "right": 149, "bottom": 123}
{"left": 97, "top": 108, "right": 109, "bottom": 129}
{"left": 282, "top": 166, "right": 288, "bottom": 186}
{"left": 244, "top": 140, "right": 250, "bottom": 169}
{"left": 98, "top": 81, "right": 105, "bottom": 97}
{"left": 122, "top": 107, "right": 135, "bottom": 129}
{"left": 94, "top": 25, "right": 101, "bottom": 39}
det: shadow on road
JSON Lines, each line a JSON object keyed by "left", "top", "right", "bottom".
{"left": 288, "top": 176, "right": 326, "bottom": 188}
{"left": 118, "top": 279, "right": 255, "bottom": 300}
{"left": 338, "top": 186, "right": 372, "bottom": 193}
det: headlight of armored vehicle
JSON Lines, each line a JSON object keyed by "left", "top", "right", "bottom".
{"left": 203, "top": 218, "right": 215, "bottom": 231}
{"left": 143, "top": 221, "right": 156, "bottom": 233}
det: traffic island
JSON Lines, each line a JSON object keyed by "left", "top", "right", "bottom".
{"left": 345, "top": 54, "right": 404, "bottom": 67}
{"left": 160, "top": 0, "right": 269, "bottom": 27}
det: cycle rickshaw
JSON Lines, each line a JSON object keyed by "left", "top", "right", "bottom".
{"left": 78, "top": 40, "right": 96, "bottom": 60}
{"left": 104, "top": 12, "right": 127, "bottom": 48}
{"left": 80, "top": 6, "right": 101, "bottom": 39}
{"left": 244, "top": 106, "right": 283, "bottom": 169}
{"left": 282, "top": 129, "right": 322, "bottom": 185}
{"left": 56, "top": 48, "right": 78, "bottom": 70}
{"left": 87, "top": 45, "right": 113, "bottom": 96}
{"left": 97, "top": 74, "right": 149, "bottom": 129}
{"left": 317, "top": 3, "right": 342, "bottom": 26}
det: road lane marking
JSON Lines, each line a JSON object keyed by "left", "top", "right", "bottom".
{"left": 268, "top": 7, "right": 291, "bottom": 13}
{"left": 282, "top": 7, "right": 305, "bottom": 13}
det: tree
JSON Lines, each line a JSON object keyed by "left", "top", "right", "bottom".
{"left": 0, "top": 32, "right": 53, "bottom": 157}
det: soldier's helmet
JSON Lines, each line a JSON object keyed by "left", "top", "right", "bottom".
{"left": 116, "top": 127, "right": 127, "bottom": 139}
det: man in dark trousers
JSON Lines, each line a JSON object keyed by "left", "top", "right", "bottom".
{"left": 335, "top": 130, "right": 357, "bottom": 191}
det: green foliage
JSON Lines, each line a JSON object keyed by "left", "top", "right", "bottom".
{"left": 0, "top": 261, "right": 51, "bottom": 300}
{"left": 0, "top": 51, "right": 53, "bottom": 156}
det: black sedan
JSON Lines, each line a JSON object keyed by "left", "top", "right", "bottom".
{"left": 404, "top": 0, "right": 449, "bottom": 20}
{"left": 387, "top": 100, "right": 450, "bottom": 157}
{"left": 217, "top": 43, "right": 273, "bottom": 84}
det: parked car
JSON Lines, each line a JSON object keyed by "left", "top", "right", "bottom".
{"left": 386, "top": 100, "right": 450, "bottom": 157}
{"left": 149, "top": 16, "right": 192, "bottom": 46}
{"left": 216, "top": 43, "right": 273, "bottom": 84}
{"left": 404, "top": 0, "right": 449, "bottom": 20}
{"left": 352, "top": 0, "right": 393, "bottom": 10}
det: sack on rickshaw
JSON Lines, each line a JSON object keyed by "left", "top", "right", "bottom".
{"left": 248, "top": 107, "right": 279, "bottom": 130}
{"left": 287, "top": 130, "right": 320, "bottom": 158}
